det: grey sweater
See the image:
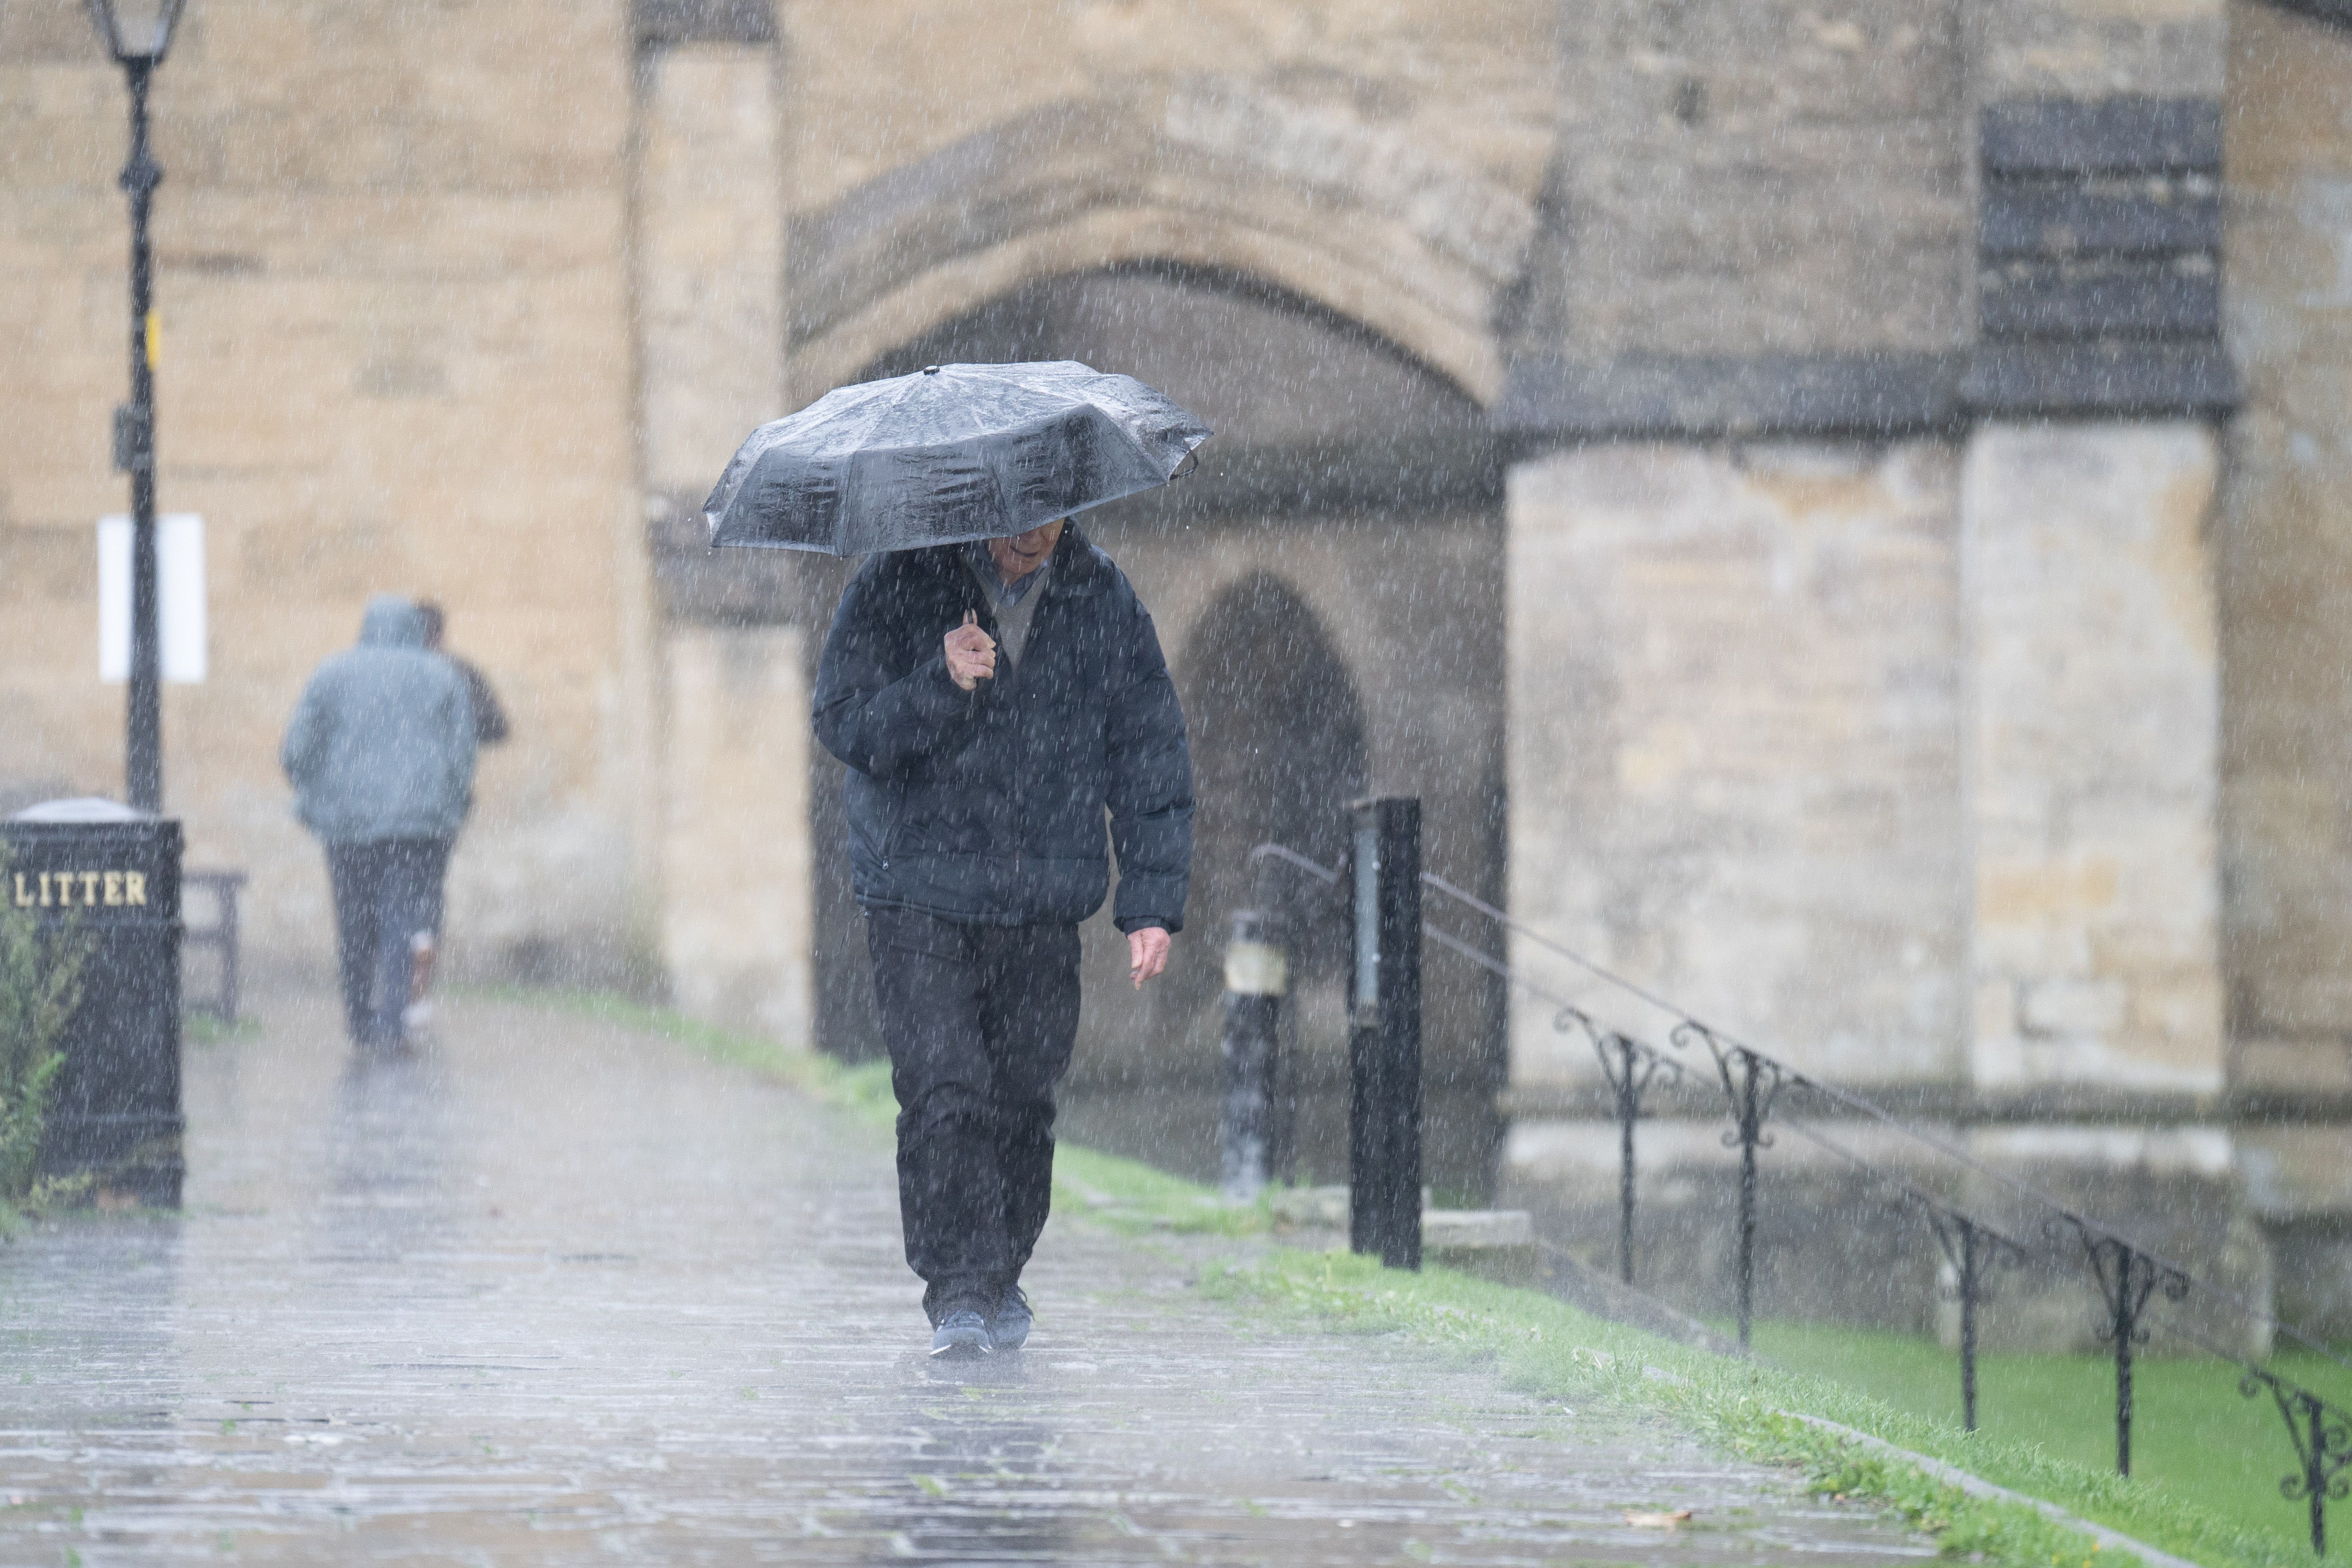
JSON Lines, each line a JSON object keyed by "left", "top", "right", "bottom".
{"left": 963, "top": 548, "right": 1053, "bottom": 666}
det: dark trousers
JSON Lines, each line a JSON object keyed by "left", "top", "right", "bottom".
{"left": 326, "top": 838, "right": 444, "bottom": 1045}
{"left": 418, "top": 836, "right": 453, "bottom": 938}
{"left": 864, "top": 908, "right": 1081, "bottom": 1321}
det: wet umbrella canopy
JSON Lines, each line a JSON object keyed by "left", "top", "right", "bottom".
{"left": 703, "top": 360, "right": 1213, "bottom": 557}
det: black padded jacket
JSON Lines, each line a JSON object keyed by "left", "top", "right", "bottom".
{"left": 811, "top": 524, "right": 1194, "bottom": 933}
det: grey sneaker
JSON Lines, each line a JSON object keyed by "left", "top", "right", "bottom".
{"left": 929, "top": 1308, "right": 993, "bottom": 1359}
{"left": 991, "top": 1284, "right": 1032, "bottom": 1351}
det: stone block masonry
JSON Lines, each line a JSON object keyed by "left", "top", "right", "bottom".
{"left": 661, "top": 625, "right": 811, "bottom": 1048}
{"left": 0, "top": 0, "right": 649, "bottom": 982}
{"left": 1503, "top": 423, "right": 2252, "bottom": 1347}
{"left": 1964, "top": 423, "right": 2224, "bottom": 1099}
{"left": 1506, "top": 440, "right": 1969, "bottom": 1092}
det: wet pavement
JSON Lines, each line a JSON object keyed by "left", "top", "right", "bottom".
{"left": 1, "top": 990, "right": 1937, "bottom": 1565}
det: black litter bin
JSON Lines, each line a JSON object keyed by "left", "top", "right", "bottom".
{"left": 3, "top": 798, "right": 184, "bottom": 1206}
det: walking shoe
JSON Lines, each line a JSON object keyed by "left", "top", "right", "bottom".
{"left": 408, "top": 931, "right": 438, "bottom": 1002}
{"left": 991, "top": 1284, "right": 1032, "bottom": 1351}
{"left": 928, "top": 1308, "right": 993, "bottom": 1359}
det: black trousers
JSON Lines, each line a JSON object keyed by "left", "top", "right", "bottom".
{"left": 864, "top": 908, "right": 1081, "bottom": 1320}
{"left": 325, "top": 838, "right": 445, "bottom": 1046}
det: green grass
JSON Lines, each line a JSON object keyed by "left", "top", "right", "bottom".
{"left": 1748, "top": 1317, "right": 2352, "bottom": 1562}
{"left": 1194, "top": 1242, "right": 2318, "bottom": 1568}
{"left": 184, "top": 1011, "right": 262, "bottom": 1047}
{"left": 1051, "top": 1141, "right": 1276, "bottom": 1238}
{"left": 487, "top": 984, "right": 2294, "bottom": 1568}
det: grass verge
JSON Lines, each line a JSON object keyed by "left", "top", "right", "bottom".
{"left": 1748, "top": 1318, "right": 2351, "bottom": 1564}
{"left": 491, "top": 985, "right": 2275, "bottom": 1568}
{"left": 1192, "top": 1246, "right": 2301, "bottom": 1568}
{"left": 184, "top": 1012, "right": 262, "bottom": 1047}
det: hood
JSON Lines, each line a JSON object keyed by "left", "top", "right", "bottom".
{"left": 358, "top": 594, "right": 427, "bottom": 649}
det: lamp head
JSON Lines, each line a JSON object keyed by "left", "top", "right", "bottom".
{"left": 86, "top": 0, "right": 187, "bottom": 64}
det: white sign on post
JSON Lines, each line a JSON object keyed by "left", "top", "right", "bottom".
{"left": 98, "top": 513, "right": 206, "bottom": 684}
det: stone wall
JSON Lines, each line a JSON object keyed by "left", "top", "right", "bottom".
{"left": 2216, "top": 0, "right": 2352, "bottom": 1333}
{"left": 0, "top": 0, "right": 649, "bottom": 981}
{"left": 1547, "top": 0, "right": 1969, "bottom": 363}
{"left": 2220, "top": 0, "right": 2352, "bottom": 1086}
{"left": 778, "top": 0, "right": 1556, "bottom": 403}
{"left": 661, "top": 625, "right": 811, "bottom": 1045}
{"left": 634, "top": 25, "right": 812, "bottom": 1050}
{"left": 1975, "top": 0, "right": 2226, "bottom": 97}
{"left": 1965, "top": 423, "right": 2224, "bottom": 1099}
{"left": 1499, "top": 426, "right": 2252, "bottom": 1346}
{"left": 1505, "top": 440, "right": 1969, "bottom": 1092}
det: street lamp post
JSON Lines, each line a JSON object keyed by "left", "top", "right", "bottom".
{"left": 86, "top": 0, "right": 187, "bottom": 815}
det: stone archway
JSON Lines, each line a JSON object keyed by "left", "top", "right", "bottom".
{"left": 783, "top": 87, "right": 1542, "bottom": 408}
{"left": 1171, "top": 570, "right": 1370, "bottom": 1022}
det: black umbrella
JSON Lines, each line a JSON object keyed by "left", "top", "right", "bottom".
{"left": 703, "top": 360, "right": 1213, "bottom": 557}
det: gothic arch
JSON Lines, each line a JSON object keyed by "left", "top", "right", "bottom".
{"left": 785, "top": 88, "right": 1539, "bottom": 407}
{"left": 1176, "top": 572, "right": 1370, "bottom": 981}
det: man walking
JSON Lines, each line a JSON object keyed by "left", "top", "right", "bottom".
{"left": 405, "top": 599, "right": 511, "bottom": 1035}
{"left": 814, "top": 517, "right": 1193, "bottom": 1358}
{"left": 282, "top": 596, "right": 477, "bottom": 1051}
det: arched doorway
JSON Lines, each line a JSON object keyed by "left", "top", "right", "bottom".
{"left": 1179, "top": 571, "right": 1367, "bottom": 990}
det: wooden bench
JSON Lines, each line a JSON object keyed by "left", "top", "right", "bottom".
{"left": 184, "top": 870, "right": 247, "bottom": 1024}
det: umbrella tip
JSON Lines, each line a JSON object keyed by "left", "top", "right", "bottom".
{"left": 922, "top": 365, "right": 941, "bottom": 375}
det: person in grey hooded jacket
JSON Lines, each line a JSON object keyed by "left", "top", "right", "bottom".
{"left": 282, "top": 596, "right": 476, "bottom": 1047}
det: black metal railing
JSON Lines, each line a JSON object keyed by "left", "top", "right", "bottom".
{"left": 2241, "top": 1362, "right": 2352, "bottom": 1555}
{"left": 1222, "top": 822, "right": 2352, "bottom": 1553}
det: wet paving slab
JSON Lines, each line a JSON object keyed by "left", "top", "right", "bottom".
{"left": 0, "top": 991, "right": 1937, "bottom": 1565}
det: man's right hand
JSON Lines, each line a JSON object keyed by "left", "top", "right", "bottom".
{"left": 945, "top": 610, "right": 997, "bottom": 691}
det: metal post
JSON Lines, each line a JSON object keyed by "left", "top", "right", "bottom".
{"left": 1735, "top": 1065, "right": 1760, "bottom": 1347}
{"left": 1920, "top": 1203, "right": 2022, "bottom": 1435}
{"left": 1271, "top": 965, "right": 1298, "bottom": 1187}
{"left": 1347, "top": 797, "right": 1421, "bottom": 1271}
{"left": 2241, "top": 1368, "right": 2352, "bottom": 1556}
{"left": 218, "top": 875, "right": 240, "bottom": 1024}
{"left": 1617, "top": 1039, "right": 1638, "bottom": 1284}
{"left": 2309, "top": 1396, "right": 2328, "bottom": 1556}
{"left": 2063, "top": 1226, "right": 2184, "bottom": 1478}
{"left": 114, "top": 55, "right": 165, "bottom": 814}
{"left": 1694, "top": 1031, "right": 1791, "bottom": 1353}
{"left": 1219, "top": 908, "right": 1286, "bottom": 1200}
{"left": 1960, "top": 1225, "right": 1981, "bottom": 1433}
{"left": 1945, "top": 1217, "right": 1987, "bottom": 1432}
{"left": 2114, "top": 1246, "right": 2137, "bottom": 1476}
{"left": 1593, "top": 1031, "right": 1672, "bottom": 1287}
{"left": 2241, "top": 1368, "right": 2352, "bottom": 1557}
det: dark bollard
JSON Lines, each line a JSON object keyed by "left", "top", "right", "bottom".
{"left": 1347, "top": 796, "right": 1421, "bottom": 1270}
{"left": 1219, "top": 907, "right": 1286, "bottom": 1200}
{"left": 2, "top": 798, "right": 184, "bottom": 1206}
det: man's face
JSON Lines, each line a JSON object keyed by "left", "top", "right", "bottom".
{"left": 987, "top": 520, "right": 1064, "bottom": 582}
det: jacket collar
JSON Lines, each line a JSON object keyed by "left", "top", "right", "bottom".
{"left": 1039, "top": 522, "right": 1110, "bottom": 598}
